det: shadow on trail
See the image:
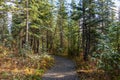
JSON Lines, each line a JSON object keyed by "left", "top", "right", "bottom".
{"left": 42, "top": 56, "right": 79, "bottom": 80}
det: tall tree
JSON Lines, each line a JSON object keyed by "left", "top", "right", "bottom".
{"left": 12, "top": 0, "right": 53, "bottom": 53}
{"left": 57, "top": 0, "right": 68, "bottom": 50}
{"left": 26, "top": 0, "right": 29, "bottom": 45}
{"left": 67, "top": 0, "right": 80, "bottom": 56}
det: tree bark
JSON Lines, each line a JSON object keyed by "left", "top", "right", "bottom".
{"left": 26, "top": 0, "right": 29, "bottom": 45}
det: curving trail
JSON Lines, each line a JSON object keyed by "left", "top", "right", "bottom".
{"left": 42, "top": 56, "right": 79, "bottom": 80}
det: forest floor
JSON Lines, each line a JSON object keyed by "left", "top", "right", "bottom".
{"left": 0, "top": 46, "right": 54, "bottom": 80}
{"left": 74, "top": 55, "right": 120, "bottom": 80}
{"left": 42, "top": 56, "right": 79, "bottom": 80}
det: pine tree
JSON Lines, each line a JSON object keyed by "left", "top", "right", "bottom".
{"left": 67, "top": 0, "right": 80, "bottom": 56}
{"left": 56, "top": 0, "right": 68, "bottom": 51}
{"left": 11, "top": 0, "right": 53, "bottom": 53}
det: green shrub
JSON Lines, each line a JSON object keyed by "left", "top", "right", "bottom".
{"left": 93, "top": 34, "right": 120, "bottom": 72}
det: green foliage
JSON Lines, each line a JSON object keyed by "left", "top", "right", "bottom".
{"left": 67, "top": 20, "right": 80, "bottom": 56}
{"left": 97, "top": 42, "right": 120, "bottom": 71}
{"left": 93, "top": 23, "right": 120, "bottom": 71}
{"left": 99, "top": 53, "right": 120, "bottom": 71}
{"left": 11, "top": 0, "right": 54, "bottom": 53}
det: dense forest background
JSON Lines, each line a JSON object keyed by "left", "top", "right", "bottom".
{"left": 0, "top": 0, "right": 120, "bottom": 80}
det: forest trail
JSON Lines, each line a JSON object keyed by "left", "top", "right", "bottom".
{"left": 42, "top": 56, "right": 79, "bottom": 80}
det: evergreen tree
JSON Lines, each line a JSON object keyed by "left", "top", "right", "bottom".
{"left": 56, "top": 0, "right": 68, "bottom": 52}
{"left": 67, "top": 0, "right": 80, "bottom": 56}
{"left": 11, "top": 0, "right": 53, "bottom": 53}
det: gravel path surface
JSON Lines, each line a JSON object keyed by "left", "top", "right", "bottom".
{"left": 42, "top": 56, "right": 79, "bottom": 80}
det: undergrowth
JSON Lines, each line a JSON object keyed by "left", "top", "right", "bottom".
{"left": 74, "top": 54, "right": 120, "bottom": 80}
{"left": 0, "top": 45, "right": 54, "bottom": 80}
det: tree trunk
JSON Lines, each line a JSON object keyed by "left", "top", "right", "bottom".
{"left": 26, "top": 0, "right": 29, "bottom": 45}
{"left": 42, "top": 36, "right": 44, "bottom": 52}
{"left": 77, "top": 20, "right": 81, "bottom": 56}
{"left": 46, "top": 30, "right": 49, "bottom": 51}
{"left": 60, "top": 25, "right": 63, "bottom": 48}
{"left": 82, "top": 1, "right": 87, "bottom": 61}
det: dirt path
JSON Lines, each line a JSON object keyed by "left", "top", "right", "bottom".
{"left": 42, "top": 56, "right": 79, "bottom": 80}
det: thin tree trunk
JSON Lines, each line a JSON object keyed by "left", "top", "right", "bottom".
{"left": 60, "top": 25, "right": 63, "bottom": 48}
{"left": 77, "top": 20, "right": 81, "bottom": 56}
{"left": 117, "top": 27, "right": 120, "bottom": 53}
{"left": 46, "top": 30, "right": 49, "bottom": 51}
{"left": 42, "top": 36, "right": 44, "bottom": 52}
{"left": 82, "top": 1, "right": 86, "bottom": 60}
{"left": 49, "top": 34, "right": 53, "bottom": 52}
{"left": 26, "top": 0, "right": 29, "bottom": 45}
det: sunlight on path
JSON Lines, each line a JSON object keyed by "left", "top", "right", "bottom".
{"left": 42, "top": 56, "right": 79, "bottom": 80}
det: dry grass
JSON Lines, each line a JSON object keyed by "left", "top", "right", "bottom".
{"left": 0, "top": 46, "right": 54, "bottom": 80}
